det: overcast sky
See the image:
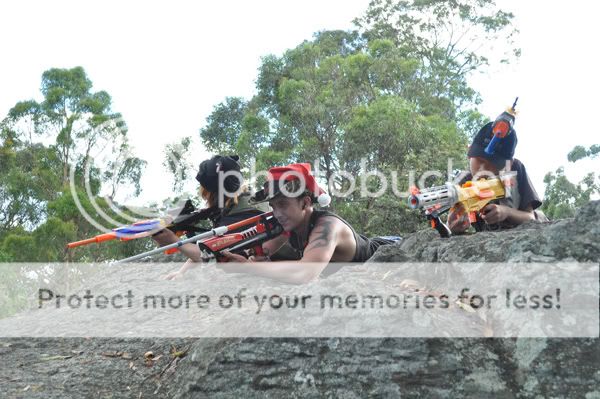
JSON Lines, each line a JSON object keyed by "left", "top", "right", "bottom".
{"left": 1, "top": 0, "right": 598, "bottom": 206}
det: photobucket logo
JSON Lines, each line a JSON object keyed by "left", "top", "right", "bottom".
{"left": 211, "top": 167, "right": 309, "bottom": 208}
{"left": 213, "top": 157, "right": 478, "bottom": 205}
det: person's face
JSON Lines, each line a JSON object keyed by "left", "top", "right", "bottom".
{"left": 469, "top": 156, "right": 502, "bottom": 178}
{"left": 268, "top": 196, "right": 309, "bottom": 232}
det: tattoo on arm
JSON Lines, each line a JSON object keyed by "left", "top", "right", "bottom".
{"left": 305, "top": 218, "right": 336, "bottom": 252}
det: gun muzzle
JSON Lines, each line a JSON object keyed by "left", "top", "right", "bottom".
{"left": 408, "top": 183, "right": 458, "bottom": 210}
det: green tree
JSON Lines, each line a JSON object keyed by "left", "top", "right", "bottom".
{"left": 2, "top": 66, "right": 145, "bottom": 195}
{"left": 0, "top": 127, "right": 62, "bottom": 232}
{"left": 0, "top": 67, "right": 148, "bottom": 262}
{"left": 201, "top": 97, "right": 249, "bottom": 155}
{"left": 354, "top": 0, "right": 520, "bottom": 117}
{"left": 567, "top": 145, "right": 600, "bottom": 162}
{"left": 542, "top": 145, "right": 600, "bottom": 219}
{"left": 198, "top": 4, "right": 519, "bottom": 234}
{"left": 163, "top": 136, "right": 193, "bottom": 192}
{"left": 340, "top": 96, "right": 467, "bottom": 234}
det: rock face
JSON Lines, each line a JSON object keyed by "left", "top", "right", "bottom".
{"left": 168, "top": 338, "right": 600, "bottom": 399}
{"left": 370, "top": 199, "right": 600, "bottom": 264}
{"left": 1, "top": 201, "right": 599, "bottom": 398}
{"left": 166, "top": 201, "right": 600, "bottom": 398}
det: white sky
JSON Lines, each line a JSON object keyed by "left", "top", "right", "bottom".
{"left": 1, "top": 0, "right": 598, "bottom": 206}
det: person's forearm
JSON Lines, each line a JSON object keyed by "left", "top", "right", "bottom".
{"left": 153, "top": 230, "right": 203, "bottom": 262}
{"left": 180, "top": 258, "right": 201, "bottom": 272}
{"left": 177, "top": 243, "right": 203, "bottom": 262}
{"left": 505, "top": 208, "right": 535, "bottom": 225}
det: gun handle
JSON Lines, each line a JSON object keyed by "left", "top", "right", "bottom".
{"left": 430, "top": 216, "right": 452, "bottom": 238}
{"left": 253, "top": 245, "right": 265, "bottom": 257}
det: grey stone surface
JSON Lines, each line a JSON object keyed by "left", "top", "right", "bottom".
{"left": 1, "top": 201, "right": 599, "bottom": 398}
{"left": 166, "top": 201, "right": 600, "bottom": 399}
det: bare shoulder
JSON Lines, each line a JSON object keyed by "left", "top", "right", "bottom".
{"left": 312, "top": 215, "right": 350, "bottom": 235}
{"left": 315, "top": 214, "right": 342, "bottom": 226}
{"left": 305, "top": 216, "right": 342, "bottom": 251}
{"left": 311, "top": 215, "right": 356, "bottom": 262}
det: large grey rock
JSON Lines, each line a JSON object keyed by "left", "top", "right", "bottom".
{"left": 370, "top": 200, "right": 599, "bottom": 264}
{"left": 165, "top": 201, "right": 600, "bottom": 398}
{"left": 1, "top": 201, "right": 599, "bottom": 398}
{"left": 168, "top": 337, "right": 600, "bottom": 399}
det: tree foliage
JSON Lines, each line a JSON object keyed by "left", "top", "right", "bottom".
{"left": 163, "top": 136, "right": 193, "bottom": 192}
{"left": 567, "top": 145, "right": 600, "bottom": 163}
{"left": 199, "top": 1, "right": 518, "bottom": 234}
{"left": 542, "top": 145, "right": 600, "bottom": 219}
{"left": 0, "top": 129, "right": 61, "bottom": 232}
{"left": 2, "top": 67, "right": 145, "bottom": 198}
{"left": 354, "top": 0, "right": 519, "bottom": 116}
{"left": 0, "top": 2, "right": 524, "bottom": 264}
{"left": 0, "top": 67, "right": 148, "bottom": 262}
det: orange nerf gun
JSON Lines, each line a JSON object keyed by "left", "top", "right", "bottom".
{"left": 67, "top": 200, "right": 219, "bottom": 254}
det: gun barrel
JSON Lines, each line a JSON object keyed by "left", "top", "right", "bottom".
{"left": 67, "top": 233, "right": 117, "bottom": 249}
{"left": 113, "top": 227, "right": 228, "bottom": 263}
{"left": 484, "top": 134, "right": 502, "bottom": 155}
{"left": 408, "top": 183, "right": 457, "bottom": 210}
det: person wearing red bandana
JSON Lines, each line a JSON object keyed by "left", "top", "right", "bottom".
{"left": 220, "top": 163, "right": 399, "bottom": 284}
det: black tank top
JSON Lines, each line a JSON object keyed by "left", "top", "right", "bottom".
{"left": 288, "top": 210, "right": 394, "bottom": 262}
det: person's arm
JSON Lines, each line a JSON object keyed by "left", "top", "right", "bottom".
{"left": 480, "top": 203, "right": 535, "bottom": 225}
{"left": 153, "top": 229, "right": 204, "bottom": 280}
{"left": 164, "top": 258, "right": 201, "bottom": 280}
{"left": 153, "top": 229, "right": 203, "bottom": 261}
{"left": 219, "top": 217, "right": 341, "bottom": 284}
{"left": 163, "top": 226, "right": 290, "bottom": 280}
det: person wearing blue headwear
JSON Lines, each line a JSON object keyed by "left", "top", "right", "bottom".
{"left": 448, "top": 122, "right": 547, "bottom": 234}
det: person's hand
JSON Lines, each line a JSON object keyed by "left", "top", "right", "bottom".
{"left": 216, "top": 252, "right": 249, "bottom": 274}
{"left": 163, "top": 270, "right": 185, "bottom": 280}
{"left": 248, "top": 248, "right": 271, "bottom": 262}
{"left": 248, "top": 255, "right": 271, "bottom": 262}
{"left": 480, "top": 204, "right": 509, "bottom": 224}
{"left": 448, "top": 203, "right": 470, "bottom": 233}
{"left": 220, "top": 250, "right": 249, "bottom": 262}
{"left": 162, "top": 259, "right": 198, "bottom": 280}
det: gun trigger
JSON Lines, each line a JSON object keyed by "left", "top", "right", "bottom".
{"left": 164, "top": 248, "right": 179, "bottom": 255}
{"left": 462, "top": 181, "right": 473, "bottom": 188}
{"left": 431, "top": 220, "right": 436, "bottom": 228}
